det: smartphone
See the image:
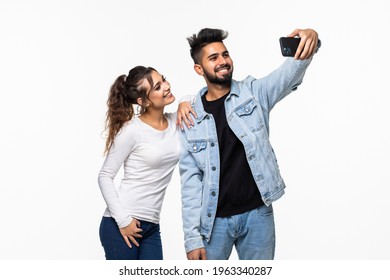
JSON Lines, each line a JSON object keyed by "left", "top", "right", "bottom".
{"left": 279, "top": 37, "right": 301, "bottom": 57}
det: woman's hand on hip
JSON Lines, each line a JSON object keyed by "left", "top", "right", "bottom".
{"left": 119, "top": 218, "right": 143, "bottom": 248}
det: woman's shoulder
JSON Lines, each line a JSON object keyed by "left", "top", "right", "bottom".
{"left": 116, "top": 117, "right": 141, "bottom": 138}
{"left": 164, "top": 112, "right": 177, "bottom": 123}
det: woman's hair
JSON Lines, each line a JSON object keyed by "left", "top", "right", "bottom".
{"left": 103, "top": 66, "right": 156, "bottom": 154}
{"left": 187, "top": 28, "right": 229, "bottom": 64}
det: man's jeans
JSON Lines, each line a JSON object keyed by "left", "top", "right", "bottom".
{"left": 203, "top": 204, "right": 275, "bottom": 260}
{"left": 99, "top": 216, "right": 163, "bottom": 260}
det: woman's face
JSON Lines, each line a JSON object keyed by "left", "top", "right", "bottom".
{"left": 144, "top": 70, "right": 175, "bottom": 110}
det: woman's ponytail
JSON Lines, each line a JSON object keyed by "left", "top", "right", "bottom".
{"left": 103, "top": 75, "right": 135, "bottom": 154}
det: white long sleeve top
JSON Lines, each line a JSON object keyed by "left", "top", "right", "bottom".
{"left": 98, "top": 113, "right": 180, "bottom": 228}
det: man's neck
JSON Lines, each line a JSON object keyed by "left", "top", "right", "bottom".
{"left": 205, "top": 82, "right": 231, "bottom": 101}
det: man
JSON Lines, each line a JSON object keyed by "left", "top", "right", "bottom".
{"left": 179, "top": 28, "right": 320, "bottom": 260}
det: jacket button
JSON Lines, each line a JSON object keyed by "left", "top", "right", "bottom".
{"left": 207, "top": 213, "right": 211, "bottom": 217}
{"left": 211, "top": 191, "right": 216, "bottom": 196}
{"left": 206, "top": 115, "right": 210, "bottom": 119}
{"left": 212, "top": 166, "right": 216, "bottom": 171}
{"left": 211, "top": 142, "right": 215, "bottom": 147}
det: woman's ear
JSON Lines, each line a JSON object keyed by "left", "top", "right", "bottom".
{"left": 137, "top": 97, "right": 144, "bottom": 107}
{"left": 137, "top": 97, "right": 150, "bottom": 108}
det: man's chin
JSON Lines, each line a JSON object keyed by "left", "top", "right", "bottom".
{"left": 205, "top": 71, "right": 232, "bottom": 85}
{"left": 216, "top": 75, "right": 232, "bottom": 84}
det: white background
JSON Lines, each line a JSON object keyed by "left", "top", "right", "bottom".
{"left": 0, "top": 0, "right": 389, "bottom": 260}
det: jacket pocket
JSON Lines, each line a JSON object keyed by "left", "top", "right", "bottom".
{"left": 235, "top": 99, "right": 264, "bottom": 132}
{"left": 235, "top": 99, "right": 257, "bottom": 116}
{"left": 187, "top": 141, "right": 207, "bottom": 153}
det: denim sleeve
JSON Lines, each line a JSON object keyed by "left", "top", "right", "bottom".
{"left": 178, "top": 129, "right": 205, "bottom": 253}
{"left": 251, "top": 57, "right": 313, "bottom": 112}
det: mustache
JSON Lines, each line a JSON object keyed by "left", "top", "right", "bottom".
{"left": 215, "top": 64, "right": 231, "bottom": 71}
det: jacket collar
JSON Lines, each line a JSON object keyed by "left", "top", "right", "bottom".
{"left": 194, "top": 80, "right": 239, "bottom": 123}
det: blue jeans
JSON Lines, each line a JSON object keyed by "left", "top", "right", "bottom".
{"left": 99, "top": 217, "right": 163, "bottom": 260}
{"left": 203, "top": 205, "right": 275, "bottom": 260}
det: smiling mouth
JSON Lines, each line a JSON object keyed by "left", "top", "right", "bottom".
{"left": 163, "top": 92, "right": 172, "bottom": 98}
{"left": 216, "top": 66, "right": 230, "bottom": 73}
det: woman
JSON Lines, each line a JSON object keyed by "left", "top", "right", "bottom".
{"left": 98, "top": 66, "right": 194, "bottom": 260}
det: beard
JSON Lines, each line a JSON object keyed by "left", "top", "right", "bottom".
{"left": 204, "top": 65, "right": 233, "bottom": 85}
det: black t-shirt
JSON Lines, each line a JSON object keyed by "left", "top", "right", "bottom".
{"left": 202, "top": 92, "right": 264, "bottom": 217}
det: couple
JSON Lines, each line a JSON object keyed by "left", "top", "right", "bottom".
{"left": 98, "top": 27, "right": 320, "bottom": 260}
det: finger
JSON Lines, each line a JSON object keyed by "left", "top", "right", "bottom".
{"left": 300, "top": 38, "right": 315, "bottom": 59}
{"left": 306, "top": 40, "right": 315, "bottom": 58}
{"left": 176, "top": 115, "right": 184, "bottom": 130}
{"left": 200, "top": 249, "right": 207, "bottom": 260}
{"left": 183, "top": 118, "right": 192, "bottom": 129}
{"left": 135, "top": 220, "right": 141, "bottom": 227}
{"left": 177, "top": 112, "right": 187, "bottom": 130}
{"left": 188, "top": 109, "right": 197, "bottom": 125}
{"left": 189, "top": 108, "right": 198, "bottom": 119}
{"left": 294, "top": 37, "right": 306, "bottom": 60}
{"left": 186, "top": 114, "right": 195, "bottom": 126}
{"left": 287, "top": 28, "right": 300, "bottom": 38}
{"left": 122, "top": 235, "right": 132, "bottom": 248}
{"left": 297, "top": 42, "right": 308, "bottom": 60}
{"left": 129, "top": 236, "right": 140, "bottom": 247}
{"left": 187, "top": 252, "right": 197, "bottom": 260}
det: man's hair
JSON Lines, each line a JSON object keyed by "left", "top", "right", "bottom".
{"left": 187, "top": 28, "right": 229, "bottom": 64}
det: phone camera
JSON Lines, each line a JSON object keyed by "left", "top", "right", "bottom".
{"left": 283, "top": 47, "right": 292, "bottom": 56}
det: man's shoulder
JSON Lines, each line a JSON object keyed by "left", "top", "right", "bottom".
{"left": 231, "top": 76, "right": 257, "bottom": 95}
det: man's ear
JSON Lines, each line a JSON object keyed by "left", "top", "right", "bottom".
{"left": 194, "top": 64, "right": 203, "bottom": 76}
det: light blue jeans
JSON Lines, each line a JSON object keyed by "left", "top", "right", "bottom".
{"left": 203, "top": 204, "right": 275, "bottom": 260}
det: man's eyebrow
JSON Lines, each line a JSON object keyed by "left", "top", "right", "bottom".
{"left": 207, "top": 50, "right": 229, "bottom": 59}
{"left": 207, "top": 53, "right": 218, "bottom": 59}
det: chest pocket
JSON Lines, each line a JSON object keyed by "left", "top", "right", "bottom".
{"left": 187, "top": 141, "right": 207, "bottom": 153}
{"left": 235, "top": 99, "right": 257, "bottom": 116}
{"left": 235, "top": 99, "right": 264, "bottom": 132}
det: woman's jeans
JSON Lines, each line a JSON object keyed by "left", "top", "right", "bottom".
{"left": 204, "top": 204, "right": 275, "bottom": 260}
{"left": 99, "top": 217, "right": 163, "bottom": 260}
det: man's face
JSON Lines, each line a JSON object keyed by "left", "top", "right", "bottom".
{"left": 197, "top": 42, "right": 234, "bottom": 85}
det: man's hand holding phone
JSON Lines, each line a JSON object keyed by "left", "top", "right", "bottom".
{"left": 280, "top": 28, "right": 320, "bottom": 60}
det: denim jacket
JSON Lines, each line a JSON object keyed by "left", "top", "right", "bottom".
{"left": 179, "top": 57, "right": 313, "bottom": 253}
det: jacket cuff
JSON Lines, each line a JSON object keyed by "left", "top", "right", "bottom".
{"left": 185, "top": 236, "right": 205, "bottom": 253}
